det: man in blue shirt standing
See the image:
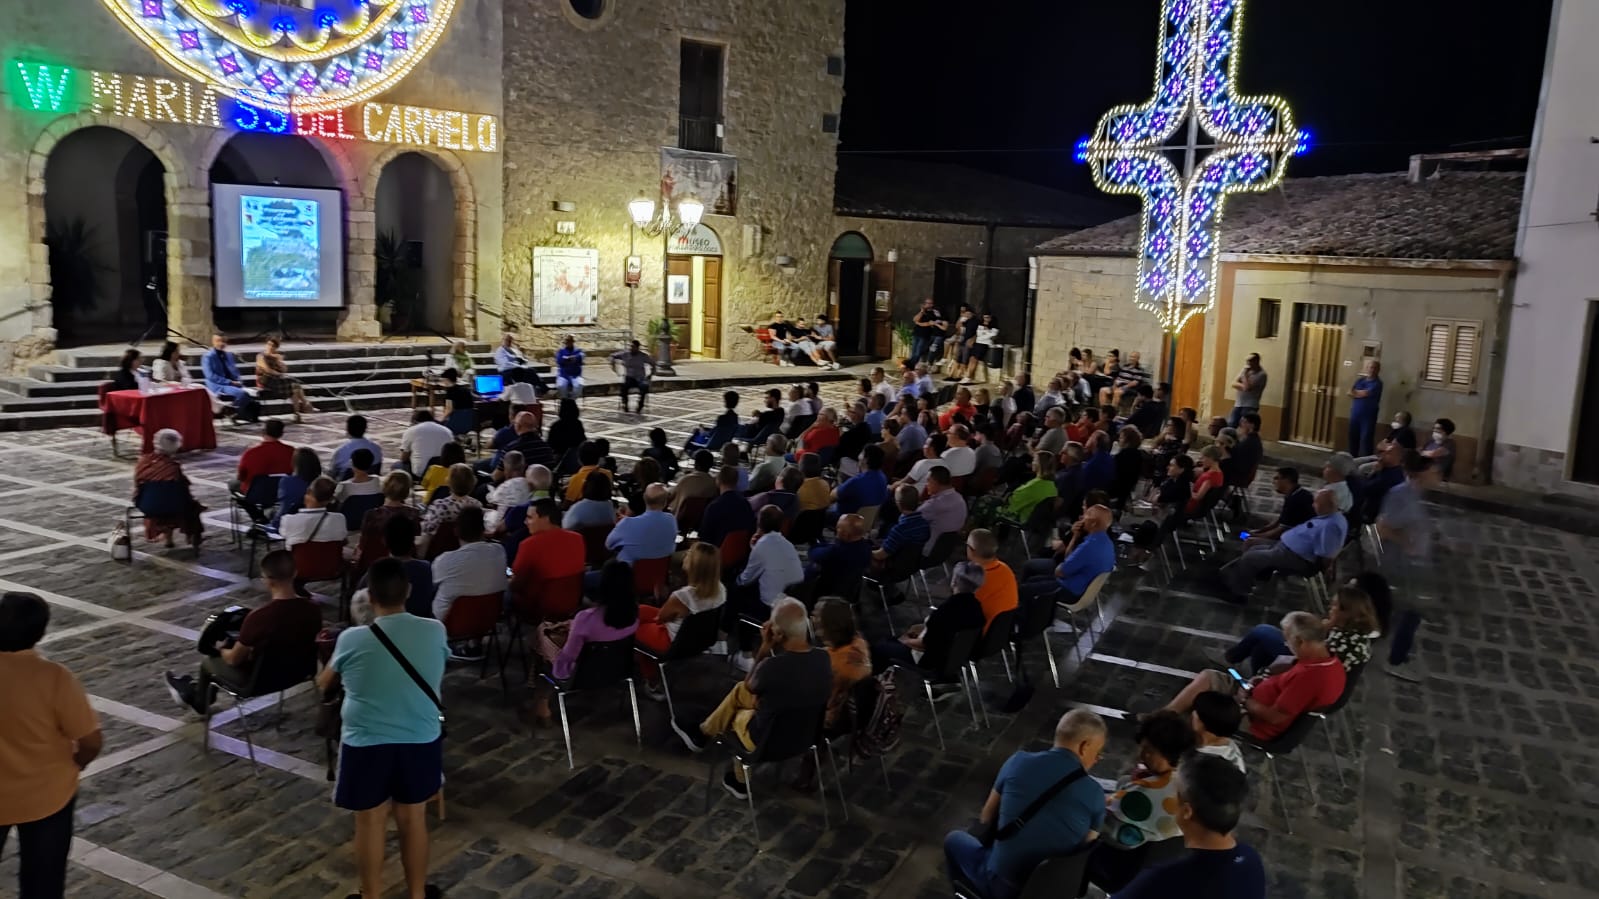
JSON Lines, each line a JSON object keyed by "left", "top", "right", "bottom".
{"left": 945, "top": 709, "right": 1108, "bottom": 899}
{"left": 1218, "top": 489, "right": 1346, "bottom": 602}
{"left": 554, "top": 334, "right": 585, "bottom": 399}
{"left": 319, "top": 557, "right": 449, "bottom": 899}
{"left": 1347, "top": 359, "right": 1383, "bottom": 457}
{"left": 1017, "top": 505, "right": 1116, "bottom": 623}
{"left": 200, "top": 332, "right": 260, "bottom": 422}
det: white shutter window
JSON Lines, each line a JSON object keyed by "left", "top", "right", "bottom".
{"left": 1450, "top": 324, "right": 1478, "bottom": 387}
{"left": 1423, "top": 323, "right": 1450, "bottom": 383}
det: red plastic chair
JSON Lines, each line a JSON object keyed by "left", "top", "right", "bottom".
{"left": 508, "top": 572, "right": 585, "bottom": 681}
{"left": 291, "top": 540, "right": 350, "bottom": 618}
{"left": 674, "top": 495, "right": 711, "bottom": 534}
{"left": 719, "top": 529, "right": 751, "bottom": 570}
{"left": 424, "top": 520, "right": 460, "bottom": 561}
{"left": 754, "top": 328, "right": 779, "bottom": 365}
{"left": 580, "top": 525, "right": 614, "bottom": 568}
{"left": 443, "top": 592, "right": 509, "bottom": 696}
{"left": 631, "top": 556, "right": 671, "bottom": 598}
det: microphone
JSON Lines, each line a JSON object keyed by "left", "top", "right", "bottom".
{"left": 425, "top": 350, "right": 435, "bottom": 376}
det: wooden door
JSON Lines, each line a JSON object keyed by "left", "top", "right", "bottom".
{"left": 1287, "top": 304, "right": 1347, "bottom": 447}
{"left": 666, "top": 257, "right": 692, "bottom": 361}
{"left": 1170, "top": 314, "right": 1206, "bottom": 412}
{"left": 702, "top": 257, "right": 722, "bottom": 359}
{"left": 827, "top": 258, "right": 843, "bottom": 324}
{"left": 869, "top": 262, "right": 895, "bottom": 358}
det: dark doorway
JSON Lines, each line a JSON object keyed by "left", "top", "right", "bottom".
{"left": 375, "top": 152, "right": 457, "bottom": 335}
{"left": 827, "top": 232, "right": 873, "bottom": 358}
{"left": 934, "top": 257, "right": 968, "bottom": 310}
{"left": 1573, "top": 301, "right": 1599, "bottom": 483}
{"left": 43, "top": 127, "right": 167, "bottom": 346}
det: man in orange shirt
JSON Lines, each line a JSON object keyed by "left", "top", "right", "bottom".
{"left": 510, "top": 499, "right": 587, "bottom": 620}
{"left": 964, "top": 528, "right": 1017, "bottom": 632}
{"left": 0, "top": 592, "right": 103, "bottom": 898}
{"left": 233, "top": 419, "right": 295, "bottom": 496}
{"left": 938, "top": 387, "right": 978, "bottom": 431}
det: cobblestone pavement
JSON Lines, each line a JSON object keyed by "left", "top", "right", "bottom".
{"left": 1, "top": 384, "right": 1596, "bottom": 898}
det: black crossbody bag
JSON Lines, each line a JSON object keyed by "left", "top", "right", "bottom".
{"left": 980, "top": 767, "right": 1090, "bottom": 846}
{"left": 370, "top": 620, "right": 447, "bottom": 739}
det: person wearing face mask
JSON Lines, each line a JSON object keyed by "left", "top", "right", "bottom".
{"left": 1420, "top": 419, "right": 1457, "bottom": 480}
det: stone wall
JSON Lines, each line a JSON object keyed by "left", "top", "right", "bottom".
{"left": 0, "top": 0, "right": 504, "bottom": 367}
{"left": 1031, "top": 255, "right": 1164, "bottom": 380}
{"left": 499, "top": 0, "right": 845, "bottom": 360}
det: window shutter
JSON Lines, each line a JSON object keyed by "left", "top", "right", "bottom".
{"left": 1450, "top": 324, "right": 1477, "bottom": 387}
{"left": 1424, "top": 324, "right": 1450, "bottom": 382}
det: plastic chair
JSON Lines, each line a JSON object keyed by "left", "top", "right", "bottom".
{"left": 954, "top": 842, "right": 1095, "bottom": 899}
{"left": 443, "top": 592, "right": 509, "bottom": 697}
{"left": 125, "top": 481, "right": 193, "bottom": 563}
{"left": 542, "top": 636, "right": 643, "bottom": 769}
{"left": 718, "top": 529, "right": 751, "bottom": 571}
{"left": 891, "top": 627, "right": 982, "bottom": 751}
{"left": 201, "top": 648, "right": 318, "bottom": 774}
{"left": 1038, "top": 571, "right": 1113, "bottom": 687}
{"left": 631, "top": 556, "right": 672, "bottom": 597}
{"left": 231, "top": 475, "right": 282, "bottom": 548}
{"left": 1309, "top": 662, "right": 1365, "bottom": 788}
{"left": 445, "top": 408, "right": 479, "bottom": 454}
{"left": 1237, "top": 712, "right": 1322, "bottom": 833}
{"left": 965, "top": 608, "right": 1019, "bottom": 728}
{"left": 915, "top": 530, "right": 965, "bottom": 596}
{"left": 824, "top": 674, "right": 894, "bottom": 795}
{"left": 339, "top": 493, "right": 384, "bottom": 533}
{"left": 862, "top": 545, "right": 924, "bottom": 636}
{"left": 508, "top": 573, "right": 585, "bottom": 679}
{"left": 674, "top": 495, "right": 711, "bottom": 534}
{"left": 579, "top": 525, "right": 614, "bottom": 568}
{"left": 423, "top": 520, "right": 460, "bottom": 561}
{"left": 701, "top": 704, "right": 836, "bottom": 842}
{"left": 633, "top": 606, "right": 722, "bottom": 722}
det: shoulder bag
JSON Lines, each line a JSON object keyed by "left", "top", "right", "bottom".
{"left": 981, "top": 766, "right": 1090, "bottom": 846}
{"left": 370, "top": 619, "right": 447, "bottom": 739}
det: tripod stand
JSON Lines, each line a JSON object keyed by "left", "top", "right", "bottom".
{"left": 130, "top": 277, "right": 200, "bottom": 349}
{"left": 243, "top": 309, "right": 298, "bottom": 344}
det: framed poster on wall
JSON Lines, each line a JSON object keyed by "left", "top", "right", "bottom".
{"left": 532, "top": 246, "right": 599, "bottom": 324}
{"left": 667, "top": 274, "right": 692, "bottom": 305}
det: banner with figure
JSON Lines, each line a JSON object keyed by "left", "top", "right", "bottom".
{"left": 660, "top": 148, "right": 737, "bottom": 217}
{"left": 532, "top": 247, "right": 599, "bottom": 325}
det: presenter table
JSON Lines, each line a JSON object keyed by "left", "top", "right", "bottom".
{"left": 102, "top": 387, "right": 218, "bottom": 455}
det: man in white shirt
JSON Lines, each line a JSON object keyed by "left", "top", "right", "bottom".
{"left": 493, "top": 333, "right": 531, "bottom": 378}
{"left": 430, "top": 506, "right": 508, "bottom": 622}
{"left": 499, "top": 372, "right": 541, "bottom": 406}
{"left": 940, "top": 424, "right": 978, "bottom": 478}
{"left": 870, "top": 367, "right": 898, "bottom": 406}
{"left": 487, "top": 451, "right": 532, "bottom": 507}
{"left": 399, "top": 409, "right": 454, "bottom": 476}
{"left": 279, "top": 477, "right": 349, "bottom": 547}
{"left": 333, "top": 448, "right": 384, "bottom": 505}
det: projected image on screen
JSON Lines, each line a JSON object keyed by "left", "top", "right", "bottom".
{"left": 241, "top": 196, "right": 322, "bottom": 300}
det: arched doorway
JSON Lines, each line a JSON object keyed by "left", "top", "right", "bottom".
{"left": 43, "top": 127, "right": 167, "bottom": 346}
{"left": 666, "top": 224, "right": 724, "bottom": 359}
{"left": 209, "top": 133, "right": 342, "bottom": 337}
{"left": 828, "top": 231, "right": 880, "bottom": 358}
{"left": 375, "top": 152, "right": 457, "bottom": 335}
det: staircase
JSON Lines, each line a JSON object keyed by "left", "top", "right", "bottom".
{"left": 0, "top": 340, "right": 549, "bottom": 431}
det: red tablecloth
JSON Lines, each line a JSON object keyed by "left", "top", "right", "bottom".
{"left": 102, "top": 387, "right": 217, "bottom": 454}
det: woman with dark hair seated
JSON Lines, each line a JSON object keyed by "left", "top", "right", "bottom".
{"left": 110, "top": 348, "right": 142, "bottom": 392}
{"left": 1086, "top": 709, "right": 1198, "bottom": 892}
{"left": 528, "top": 559, "right": 640, "bottom": 725}
{"left": 132, "top": 428, "right": 206, "bottom": 549}
{"left": 547, "top": 398, "right": 586, "bottom": 461}
{"left": 642, "top": 428, "right": 680, "bottom": 479}
{"left": 420, "top": 442, "right": 467, "bottom": 498}
{"left": 273, "top": 446, "right": 323, "bottom": 527}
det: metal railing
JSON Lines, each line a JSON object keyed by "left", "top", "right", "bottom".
{"left": 677, "top": 116, "right": 722, "bottom": 153}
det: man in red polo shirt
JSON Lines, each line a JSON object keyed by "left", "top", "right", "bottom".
{"left": 234, "top": 419, "right": 294, "bottom": 495}
{"left": 794, "top": 407, "right": 842, "bottom": 462}
{"left": 509, "top": 499, "right": 586, "bottom": 620}
{"left": 1160, "top": 611, "right": 1345, "bottom": 742}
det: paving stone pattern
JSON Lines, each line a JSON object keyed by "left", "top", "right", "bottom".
{"left": 0, "top": 385, "right": 1597, "bottom": 898}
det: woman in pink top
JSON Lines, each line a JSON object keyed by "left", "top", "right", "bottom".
{"left": 530, "top": 561, "right": 640, "bottom": 724}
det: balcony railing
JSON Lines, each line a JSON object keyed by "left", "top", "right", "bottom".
{"left": 678, "top": 116, "right": 722, "bottom": 153}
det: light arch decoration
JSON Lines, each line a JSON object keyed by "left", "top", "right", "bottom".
{"left": 97, "top": 0, "right": 459, "bottom": 114}
{"left": 1076, "top": 0, "right": 1309, "bottom": 334}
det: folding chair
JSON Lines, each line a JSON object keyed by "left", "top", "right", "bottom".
{"left": 862, "top": 545, "right": 923, "bottom": 636}
{"left": 915, "top": 530, "right": 965, "bottom": 597}
{"left": 580, "top": 525, "right": 615, "bottom": 568}
{"left": 1308, "top": 662, "right": 1365, "bottom": 789}
{"left": 201, "top": 650, "right": 317, "bottom": 774}
{"left": 953, "top": 842, "right": 1095, "bottom": 899}
{"left": 1237, "top": 713, "right": 1322, "bottom": 834}
{"left": 338, "top": 493, "right": 384, "bottom": 533}
{"left": 631, "top": 556, "right": 672, "bottom": 598}
{"left": 443, "top": 592, "right": 510, "bottom": 697}
{"left": 702, "top": 705, "right": 837, "bottom": 842}
{"left": 633, "top": 606, "right": 722, "bottom": 722}
{"left": 965, "top": 608, "right": 1019, "bottom": 728}
{"left": 231, "top": 475, "right": 282, "bottom": 548}
{"left": 892, "top": 627, "right": 982, "bottom": 751}
{"left": 542, "top": 637, "right": 642, "bottom": 769}
{"left": 125, "top": 481, "right": 192, "bottom": 563}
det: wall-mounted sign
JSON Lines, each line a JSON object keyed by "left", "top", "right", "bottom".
{"left": 666, "top": 224, "right": 723, "bottom": 257}
{"left": 667, "top": 274, "right": 692, "bottom": 305}
{"left": 6, "top": 61, "right": 499, "bottom": 152}
{"left": 624, "top": 255, "right": 642, "bottom": 287}
{"left": 532, "top": 247, "right": 599, "bottom": 325}
{"left": 875, "top": 290, "right": 891, "bottom": 313}
{"left": 96, "top": 0, "right": 459, "bottom": 114}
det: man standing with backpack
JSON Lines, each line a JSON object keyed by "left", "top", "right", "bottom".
{"left": 318, "top": 558, "right": 450, "bottom": 899}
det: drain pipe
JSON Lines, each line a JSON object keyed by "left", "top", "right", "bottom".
{"left": 1022, "top": 256, "right": 1038, "bottom": 376}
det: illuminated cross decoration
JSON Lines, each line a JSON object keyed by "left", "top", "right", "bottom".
{"left": 1077, "top": 0, "right": 1309, "bottom": 335}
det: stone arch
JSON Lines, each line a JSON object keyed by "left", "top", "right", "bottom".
{"left": 366, "top": 145, "right": 479, "bottom": 339}
{"left": 24, "top": 114, "right": 188, "bottom": 349}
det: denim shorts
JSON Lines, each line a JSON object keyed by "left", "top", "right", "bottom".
{"left": 334, "top": 738, "right": 443, "bottom": 811}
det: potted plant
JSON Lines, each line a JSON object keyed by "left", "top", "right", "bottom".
{"left": 45, "top": 218, "right": 108, "bottom": 342}
{"left": 892, "top": 321, "right": 915, "bottom": 365}
{"left": 375, "top": 231, "right": 420, "bottom": 332}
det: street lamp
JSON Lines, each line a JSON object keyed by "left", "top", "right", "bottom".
{"left": 625, "top": 192, "right": 702, "bottom": 369}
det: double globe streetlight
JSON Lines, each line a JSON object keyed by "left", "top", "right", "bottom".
{"left": 626, "top": 193, "right": 704, "bottom": 375}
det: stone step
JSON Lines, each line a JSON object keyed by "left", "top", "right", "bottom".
{"left": 0, "top": 369, "right": 457, "bottom": 411}
{"left": 55, "top": 340, "right": 495, "bottom": 369}
{"left": 28, "top": 354, "right": 547, "bottom": 384}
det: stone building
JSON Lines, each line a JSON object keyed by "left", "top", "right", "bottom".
{"left": 1495, "top": 0, "right": 1599, "bottom": 497}
{"left": 1033, "top": 167, "right": 1525, "bottom": 482}
{"left": 0, "top": 0, "right": 506, "bottom": 370}
{"left": 831, "top": 155, "right": 1124, "bottom": 360}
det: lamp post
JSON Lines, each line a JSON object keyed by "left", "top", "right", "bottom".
{"left": 626, "top": 193, "right": 705, "bottom": 376}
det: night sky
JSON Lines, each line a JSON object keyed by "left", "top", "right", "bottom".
{"left": 840, "top": 0, "right": 1555, "bottom": 196}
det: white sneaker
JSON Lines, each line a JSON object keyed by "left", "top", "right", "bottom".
{"left": 707, "top": 639, "right": 729, "bottom": 656}
{"left": 1049, "top": 621, "right": 1077, "bottom": 634}
{"left": 732, "top": 652, "right": 755, "bottom": 673}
